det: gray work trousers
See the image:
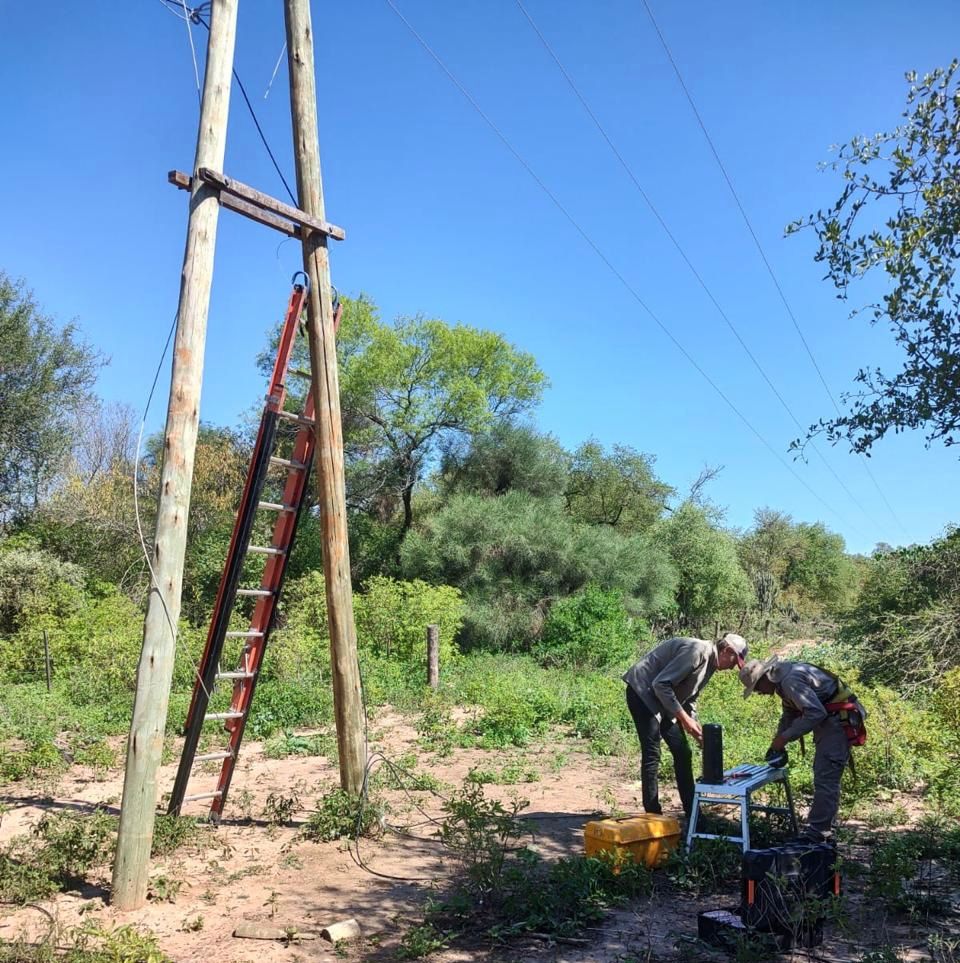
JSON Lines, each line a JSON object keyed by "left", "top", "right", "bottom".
{"left": 806, "top": 715, "right": 850, "bottom": 838}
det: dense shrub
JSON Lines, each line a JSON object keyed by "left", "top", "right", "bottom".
{"left": 537, "top": 585, "right": 648, "bottom": 669}
{"left": 654, "top": 502, "right": 752, "bottom": 630}
{"left": 401, "top": 491, "right": 676, "bottom": 651}
{"left": 245, "top": 678, "right": 332, "bottom": 740}
{"left": 840, "top": 528, "right": 960, "bottom": 691}
{"left": 3, "top": 587, "right": 142, "bottom": 702}
{"left": 0, "top": 544, "right": 86, "bottom": 634}
{"left": 0, "top": 809, "right": 116, "bottom": 903}
{"left": 261, "top": 570, "right": 331, "bottom": 684}
{"left": 354, "top": 576, "right": 464, "bottom": 664}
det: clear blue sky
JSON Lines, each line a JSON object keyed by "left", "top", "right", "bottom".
{"left": 1, "top": 1, "right": 956, "bottom": 554}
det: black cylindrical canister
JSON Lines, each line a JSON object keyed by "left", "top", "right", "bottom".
{"left": 701, "top": 723, "right": 724, "bottom": 784}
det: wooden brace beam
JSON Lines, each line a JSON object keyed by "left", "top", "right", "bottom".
{"left": 167, "top": 169, "right": 346, "bottom": 241}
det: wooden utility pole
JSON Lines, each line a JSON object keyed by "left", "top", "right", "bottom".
{"left": 284, "top": 0, "right": 366, "bottom": 794}
{"left": 112, "top": 0, "right": 239, "bottom": 910}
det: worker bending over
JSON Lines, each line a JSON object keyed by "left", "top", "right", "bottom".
{"left": 740, "top": 656, "right": 866, "bottom": 842}
{"left": 623, "top": 633, "right": 748, "bottom": 818}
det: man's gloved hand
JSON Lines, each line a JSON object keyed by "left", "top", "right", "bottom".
{"left": 765, "top": 745, "right": 788, "bottom": 769}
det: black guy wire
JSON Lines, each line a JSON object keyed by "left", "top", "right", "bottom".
{"left": 162, "top": 0, "right": 298, "bottom": 205}
{"left": 382, "top": 0, "right": 864, "bottom": 538}
{"left": 638, "top": 0, "right": 906, "bottom": 536}
{"left": 515, "top": 0, "right": 883, "bottom": 536}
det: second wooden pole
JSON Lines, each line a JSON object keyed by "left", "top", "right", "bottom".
{"left": 283, "top": 0, "right": 365, "bottom": 795}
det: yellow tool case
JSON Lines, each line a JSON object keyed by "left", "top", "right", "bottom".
{"left": 583, "top": 814, "right": 682, "bottom": 868}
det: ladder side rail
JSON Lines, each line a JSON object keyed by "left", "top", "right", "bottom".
{"left": 169, "top": 284, "right": 307, "bottom": 815}
{"left": 209, "top": 408, "right": 317, "bottom": 819}
{"left": 169, "top": 410, "right": 280, "bottom": 814}
{"left": 266, "top": 283, "right": 309, "bottom": 410}
{"left": 180, "top": 283, "right": 305, "bottom": 734}
{"left": 208, "top": 297, "right": 340, "bottom": 820}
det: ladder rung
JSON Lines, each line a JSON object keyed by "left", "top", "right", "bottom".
{"left": 217, "top": 671, "right": 255, "bottom": 680}
{"left": 182, "top": 791, "right": 223, "bottom": 802}
{"left": 225, "top": 630, "right": 264, "bottom": 638}
{"left": 205, "top": 712, "right": 244, "bottom": 721}
{"left": 289, "top": 368, "right": 312, "bottom": 379}
{"left": 195, "top": 751, "right": 233, "bottom": 763}
{"left": 269, "top": 456, "right": 307, "bottom": 471}
{"left": 236, "top": 588, "right": 273, "bottom": 597}
{"left": 248, "top": 545, "right": 286, "bottom": 556}
{"left": 257, "top": 500, "right": 296, "bottom": 512}
{"left": 277, "top": 410, "right": 314, "bottom": 426}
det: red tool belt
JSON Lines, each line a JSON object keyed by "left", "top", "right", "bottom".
{"left": 824, "top": 701, "right": 867, "bottom": 746}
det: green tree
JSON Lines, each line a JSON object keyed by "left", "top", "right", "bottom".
{"left": 789, "top": 62, "right": 960, "bottom": 453}
{"left": 28, "top": 423, "right": 248, "bottom": 616}
{"left": 739, "top": 510, "right": 856, "bottom": 620}
{"left": 0, "top": 542, "right": 86, "bottom": 635}
{"left": 738, "top": 508, "right": 802, "bottom": 629}
{"left": 565, "top": 440, "right": 673, "bottom": 533}
{"left": 401, "top": 492, "right": 676, "bottom": 650}
{"left": 0, "top": 272, "right": 101, "bottom": 523}
{"left": 784, "top": 522, "right": 857, "bottom": 613}
{"left": 537, "top": 584, "right": 648, "bottom": 669}
{"left": 260, "top": 296, "right": 547, "bottom": 537}
{"left": 439, "top": 422, "right": 568, "bottom": 499}
{"left": 654, "top": 502, "right": 752, "bottom": 630}
{"left": 840, "top": 527, "right": 960, "bottom": 690}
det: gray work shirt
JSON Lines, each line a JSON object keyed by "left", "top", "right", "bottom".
{"left": 622, "top": 637, "right": 717, "bottom": 721}
{"left": 767, "top": 661, "right": 839, "bottom": 742}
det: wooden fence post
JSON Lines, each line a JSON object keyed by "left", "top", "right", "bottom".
{"left": 43, "top": 630, "right": 51, "bottom": 693}
{"left": 427, "top": 624, "right": 439, "bottom": 689}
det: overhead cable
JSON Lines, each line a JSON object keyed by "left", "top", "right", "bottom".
{"left": 158, "top": 0, "right": 298, "bottom": 205}
{"left": 638, "top": 0, "right": 906, "bottom": 536}
{"left": 382, "top": 0, "right": 865, "bottom": 539}
{"left": 514, "top": 0, "right": 882, "bottom": 534}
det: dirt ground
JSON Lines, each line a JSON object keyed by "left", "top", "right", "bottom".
{"left": 0, "top": 712, "right": 946, "bottom": 962}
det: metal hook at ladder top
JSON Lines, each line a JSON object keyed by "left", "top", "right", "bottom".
{"left": 168, "top": 280, "right": 342, "bottom": 821}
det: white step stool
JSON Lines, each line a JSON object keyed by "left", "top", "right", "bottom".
{"left": 686, "top": 763, "right": 798, "bottom": 852}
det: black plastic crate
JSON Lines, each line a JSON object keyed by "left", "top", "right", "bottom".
{"left": 740, "top": 841, "right": 838, "bottom": 942}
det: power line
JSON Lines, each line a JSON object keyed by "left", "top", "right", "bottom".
{"left": 179, "top": 0, "right": 202, "bottom": 106}
{"left": 638, "top": 0, "right": 906, "bottom": 538}
{"left": 513, "top": 0, "right": 883, "bottom": 535}
{"left": 381, "top": 0, "right": 866, "bottom": 540}
{"left": 189, "top": 10, "right": 298, "bottom": 205}
{"left": 158, "top": 0, "right": 298, "bottom": 205}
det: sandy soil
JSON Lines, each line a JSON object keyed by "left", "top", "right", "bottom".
{"left": 0, "top": 711, "right": 947, "bottom": 962}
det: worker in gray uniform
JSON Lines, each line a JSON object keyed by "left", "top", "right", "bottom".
{"left": 623, "top": 633, "right": 749, "bottom": 818}
{"left": 740, "top": 656, "right": 866, "bottom": 841}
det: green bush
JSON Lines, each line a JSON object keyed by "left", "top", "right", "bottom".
{"left": 401, "top": 491, "right": 676, "bottom": 651}
{"left": 245, "top": 678, "right": 332, "bottom": 740}
{"left": 501, "top": 851, "right": 653, "bottom": 937}
{"left": 0, "top": 681, "right": 121, "bottom": 781}
{"left": 537, "top": 585, "right": 647, "bottom": 669}
{"left": 557, "top": 672, "right": 633, "bottom": 755}
{"left": 867, "top": 819, "right": 960, "bottom": 917}
{"left": 0, "top": 922, "right": 172, "bottom": 963}
{"left": 0, "top": 544, "right": 87, "bottom": 635}
{"left": 302, "top": 788, "right": 383, "bottom": 842}
{"left": 0, "top": 809, "right": 116, "bottom": 903}
{"left": 150, "top": 814, "right": 206, "bottom": 857}
{"left": 662, "top": 837, "right": 741, "bottom": 895}
{"left": 839, "top": 528, "right": 960, "bottom": 691}
{"left": 354, "top": 575, "right": 464, "bottom": 664}
{"left": 457, "top": 656, "right": 563, "bottom": 747}
{"left": 415, "top": 780, "right": 652, "bottom": 947}
{"left": 2, "top": 586, "right": 147, "bottom": 705}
